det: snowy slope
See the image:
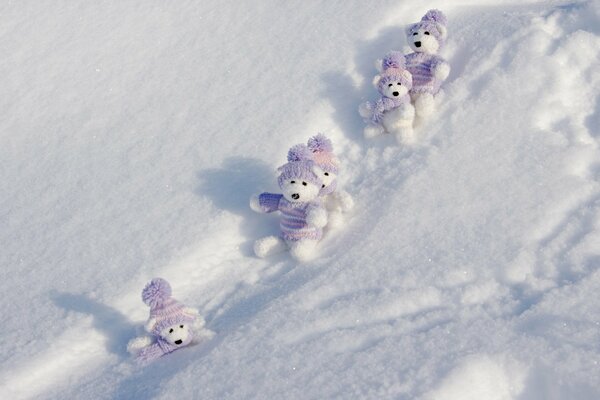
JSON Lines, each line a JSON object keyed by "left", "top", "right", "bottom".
{"left": 1, "top": 0, "right": 600, "bottom": 399}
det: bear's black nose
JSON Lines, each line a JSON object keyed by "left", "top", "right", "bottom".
{"left": 291, "top": 193, "right": 300, "bottom": 200}
{"left": 414, "top": 41, "right": 421, "bottom": 47}
{"left": 174, "top": 339, "right": 183, "bottom": 345}
{"left": 393, "top": 91, "right": 399, "bottom": 96}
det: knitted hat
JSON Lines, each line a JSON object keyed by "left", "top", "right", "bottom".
{"left": 142, "top": 278, "right": 195, "bottom": 335}
{"left": 287, "top": 143, "right": 313, "bottom": 162}
{"left": 406, "top": 9, "right": 448, "bottom": 46}
{"left": 307, "top": 133, "right": 339, "bottom": 174}
{"left": 277, "top": 160, "right": 322, "bottom": 188}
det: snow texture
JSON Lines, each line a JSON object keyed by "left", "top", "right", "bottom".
{"left": 1, "top": 0, "right": 600, "bottom": 399}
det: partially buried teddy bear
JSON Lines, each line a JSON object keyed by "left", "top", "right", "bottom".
{"left": 127, "top": 278, "right": 214, "bottom": 364}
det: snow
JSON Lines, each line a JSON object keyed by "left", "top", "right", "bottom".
{"left": 1, "top": 0, "right": 600, "bottom": 399}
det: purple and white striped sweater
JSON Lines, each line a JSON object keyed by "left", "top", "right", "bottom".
{"left": 258, "top": 192, "right": 324, "bottom": 241}
{"left": 405, "top": 52, "right": 446, "bottom": 94}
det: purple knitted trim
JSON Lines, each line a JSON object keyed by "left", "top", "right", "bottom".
{"left": 258, "top": 192, "right": 283, "bottom": 213}
{"left": 378, "top": 72, "right": 413, "bottom": 92}
{"left": 278, "top": 198, "right": 324, "bottom": 241}
{"left": 405, "top": 52, "right": 445, "bottom": 94}
{"left": 370, "top": 95, "right": 411, "bottom": 124}
{"left": 277, "top": 161, "right": 321, "bottom": 188}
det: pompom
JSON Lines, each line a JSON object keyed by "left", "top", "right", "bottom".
{"left": 142, "top": 278, "right": 172, "bottom": 308}
{"left": 382, "top": 51, "right": 405, "bottom": 71}
{"left": 421, "top": 9, "right": 447, "bottom": 26}
{"left": 287, "top": 144, "right": 313, "bottom": 162}
{"left": 307, "top": 133, "right": 333, "bottom": 154}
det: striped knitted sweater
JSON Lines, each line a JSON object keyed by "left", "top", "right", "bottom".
{"left": 405, "top": 52, "right": 446, "bottom": 94}
{"left": 258, "top": 192, "right": 324, "bottom": 241}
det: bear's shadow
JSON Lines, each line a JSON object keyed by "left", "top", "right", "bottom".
{"left": 320, "top": 25, "right": 409, "bottom": 143}
{"left": 195, "top": 156, "right": 282, "bottom": 256}
{"left": 51, "top": 291, "right": 137, "bottom": 358}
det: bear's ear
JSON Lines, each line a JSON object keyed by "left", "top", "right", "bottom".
{"left": 372, "top": 75, "right": 382, "bottom": 88}
{"left": 436, "top": 23, "right": 447, "bottom": 40}
{"left": 374, "top": 58, "right": 384, "bottom": 73}
{"left": 401, "top": 70, "right": 412, "bottom": 82}
{"left": 311, "top": 165, "right": 324, "bottom": 177}
{"left": 144, "top": 317, "right": 157, "bottom": 333}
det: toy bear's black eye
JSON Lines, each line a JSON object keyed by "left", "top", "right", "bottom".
{"left": 169, "top": 328, "right": 174, "bottom": 333}
{"left": 424, "top": 31, "right": 430, "bottom": 35}
{"left": 302, "top": 182, "right": 307, "bottom": 186}
{"left": 413, "top": 32, "right": 418, "bottom": 36}
{"left": 388, "top": 83, "right": 393, "bottom": 87}
{"left": 290, "top": 180, "right": 295, "bottom": 184}
{"left": 324, "top": 172, "right": 329, "bottom": 176}
{"left": 397, "top": 82, "right": 401, "bottom": 85}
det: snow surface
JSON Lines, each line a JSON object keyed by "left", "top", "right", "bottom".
{"left": 1, "top": 0, "right": 600, "bottom": 399}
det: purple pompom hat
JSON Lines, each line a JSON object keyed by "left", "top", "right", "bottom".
{"left": 406, "top": 9, "right": 448, "bottom": 47}
{"left": 142, "top": 278, "right": 195, "bottom": 335}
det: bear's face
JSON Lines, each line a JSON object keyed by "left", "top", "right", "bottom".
{"left": 160, "top": 323, "right": 193, "bottom": 346}
{"left": 379, "top": 79, "right": 409, "bottom": 99}
{"left": 280, "top": 177, "right": 321, "bottom": 203}
{"left": 318, "top": 169, "right": 336, "bottom": 191}
{"left": 407, "top": 23, "right": 444, "bottom": 54}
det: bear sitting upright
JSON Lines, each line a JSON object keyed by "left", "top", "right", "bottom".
{"left": 405, "top": 9, "right": 450, "bottom": 120}
{"left": 359, "top": 51, "right": 416, "bottom": 143}
{"left": 250, "top": 150, "right": 328, "bottom": 262}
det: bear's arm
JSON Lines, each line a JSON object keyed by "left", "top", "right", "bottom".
{"left": 258, "top": 192, "right": 284, "bottom": 213}
{"left": 135, "top": 342, "right": 166, "bottom": 364}
{"left": 306, "top": 202, "right": 328, "bottom": 228}
{"left": 430, "top": 56, "right": 450, "bottom": 81}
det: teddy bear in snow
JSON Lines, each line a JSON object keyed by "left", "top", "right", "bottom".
{"left": 404, "top": 9, "right": 450, "bottom": 120}
{"left": 359, "top": 51, "right": 416, "bottom": 143}
{"left": 127, "top": 278, "right": 214, "bottom": 364}
{"left": 250, "top": 151, "right": 328, "bottom": 262}
{"left": 288, "top": 134, "right": 353, "bottom": 228}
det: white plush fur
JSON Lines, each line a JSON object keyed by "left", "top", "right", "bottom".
{"left": 183, "top": 307, "right": 200, "bottom": 317}
{"left": 382, "top": 104, "right": 415, "bottom": 136}
{"left": 144, "top": 317, "right": 157, "bottom": 333}
{"left": 280, "top": 179, "right": 320, "bottom": 203}
{"left": 193, "top": 327, "right": 216, "bottom": 343}
{"left": 289, "top": 239, "right": 318, "bottom": 262}
{"left": 380, "top": 80, "right": 409, "bottom": 99}
{"left": 249, "top": 194, "right": 263, "bottom": 213}
{"left": 437, "top": 24, "right": 448, "bottom": 41}
{"left": 412, "top": 93, "right": 435, "bottom": 118}
{"left": 160, "top": 323, "right": 192, "bottom": 345}
{"left": 127, "top": 336, "right": 153, "bottom": 354}
{"left": 372, "top": 75, "right": 382, "bottom": 88}
{"left": 332, "top": 190, "right": 354, "bottom": 212}
{"left": 408, "top": 29, "right": 440, "bottom": 54}
{"left": 364, "top": 124, "right": 384, "bottom": 139}
{"left": 306, "top": 207, "right": 327, "bottom": 228}
{"left": 434, "top": 62, "right": 450, "bottom": 81}
{"left": 319, "top": 170, "right": 336, "bottom": 189}
{"left": 254, "top": 235, "right": 287, "bottom": 258}
{"left": 358, "top": 102, "right": 372, "bottom": 119}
